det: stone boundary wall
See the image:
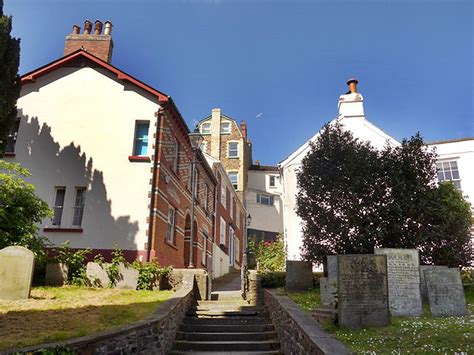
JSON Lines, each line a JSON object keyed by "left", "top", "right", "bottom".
{"left": 247, "top": 270, "right": 263, "bottom": 306}
{"left": 264, "top": 289, "right": 351, "bottom": 355}
{"left": 3, "top": 287, "right": 194, "bottom": 355}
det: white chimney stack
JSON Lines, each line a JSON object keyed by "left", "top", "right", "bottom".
{"left": 338, "top": 78, "right": 365, "bottom": 118}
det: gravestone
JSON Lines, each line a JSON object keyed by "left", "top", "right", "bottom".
{"left": 286, "top": 260, "right": 313, "bottom": 291}
{"left": 320, "top": 277, "right": 338, "bottom": 308}
{"left": 86, "top": 262, "right": 110, "bottom": 287}
{"left": 424, "top": 268, "right": 468, "bottom": 316}
{"left": 0, "top": 246, "right": 35, "bottom": 300}
{"left": 338, "top": 254, "right": 389, "bottom": 329}
{"left": 45, "top": 263, "right": 68, "bottom": 286}
{"left": 374, "top": 248, "right": 422, "bottom": 317}
{"left": 115, "top": 263, "right": 139, "bottom": 290}
{"left": 327, "top": 255, "right": 338, "bottom": 280}
{"left": 419, "top": 265, "right": 448, "bottom": 304}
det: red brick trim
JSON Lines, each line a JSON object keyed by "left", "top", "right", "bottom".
{"left": 44, "top": 228, "right": 83, "bottom": 233}
{"left": 128, "top": 156, "right": 151, "bottom": 162}
{"left": 3, "top": 152, "right": 15, "bottom": 157}
{"left": 165, "top": 240, "right": 179, "bottom": 251}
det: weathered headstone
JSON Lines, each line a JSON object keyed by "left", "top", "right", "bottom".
{"left": 320, "top": 277, "right": 338, "bottom": 308}
{"left": 45, "top": 263, "right": 68, "bottom": 286}
{"left": 327, "top": 255, "right": 338, "bottom": 280}
{"left": 424, "top": 268, "right": 468, "bottom": 317}
{"left": 285, "top": 260, "right": 313, "bottom": 291}
{"left": 338, "top": 254, "right": 390, "bottom": 329}
{"left": 0, "top": 246, "right": 35, "bottom": 300}
{"left": 115, "top": 263, "right": 139, "bottom": 290}
{"left": 419, "top": 265, "right": 448, "bottom": 304}
{"left": 374, "top": 248, "right": 422, "bottom": 317}
{"left": 86, "top": 262, "right": 110, "bottom": 287}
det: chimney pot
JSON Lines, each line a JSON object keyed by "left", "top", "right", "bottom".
{"left": 104, "top": 21, "right": 113, "bottom": 35}
{"left": 83, "top": 20, "right": 92, "bottom": 34}
{"left": 94, "top": 20, "right": 103, "bottom": 35}
{"left": 72, "top": 25, "right": 81, "bottom": 34}
{"left": 346, "top": 78, "right": 358, "bottom": 93}
{"left": 255, "top": 160, "right": 260, "bottom": 166}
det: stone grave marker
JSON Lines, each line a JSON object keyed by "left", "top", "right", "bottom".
{"left": 286, "top": 260, "right": 313, "bottom": 291}
{"left": 338, "top": 254, "right": 390, "bottom": 329}
{"left": 115, "top": 263, "right": 139, "bottom": 290}
{"left": 327, "top": 255, "right": 338, "bottom": 280}
{"left": 419, "top": 265, "right": 448, "bottom": 304}
{"left": 320, "top": 277, "right": 338, "bottom": 308}
{"left": 425, "top": 268, "right": 468, "bottom": 317}
{"left": 0, "top": 246, "right": 35, "bottom": 300}
{"left": 86, "top": 262, "right": 110, "bottom": 287}
{"left": 374, "top": 248, "right": 422, "bottom": 317}
{"left": 45, "top": 263, "right": 68, "bottom": 286}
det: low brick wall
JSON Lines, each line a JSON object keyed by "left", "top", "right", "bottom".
{"left": 264, "top": 289, "right": 351, "bottom": 355}
{"left": 4, "top": 287, "right": 194, "bottom": 355}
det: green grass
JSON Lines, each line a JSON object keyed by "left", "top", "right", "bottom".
{"left": 287, "top": 285, "right": 474, "bottom": 354}
{"left": 0, "top": 286, "right": 172, "bottom": 350}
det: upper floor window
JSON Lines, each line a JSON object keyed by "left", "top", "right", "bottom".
{"left": 194, "top": 170, "right": 200, "bottom": 200}
{"left": 166, "top": 206, "right": 176, "bottom": 244}
{"left": 230, "top": 196, "right": 234, "bottom": 219}
{"left": 228, "top": 142, "right": 239, "bottom": 158}
{"left": 202, "top": 234, "right": 207, "bottom": 265}
{"left": 172, "top": 137, "right": 179, "bottom": 172}
{"left": 228, "top": 172, "right": 238, "bottom": 190}
{"left": 5, "top": 118, "right": 20, "bottom": 154}
{"left": 269, "top": 175, "right": 276, "bottom": 188}
{"left": 221, "top": 183, "right": 227, "bottom": 207}
{"left": 257, "top": 193, "right": 274, "bottom": 206}
{"left": 133, "top": 122, "right": 149, "bottom": 156}
{"left": 72, "top": 187, "right": 86, "bottom": 226}
{"left": 221, "top": 122, "right": 231, "bottom": 134}
{"left": 200, "top": 141, "right": 207, "bottom": 153}
{"left": 436, "top": 160, "right": 461, "bottom": 190}
{"left": 220, "top": 217, "right": 226, "bottom": 246}
{"left": 203, "top": 184, "right": 209, "bottom": 211}
{"left": 52, "top": 187, "right": 66, "bottom": 226}
{"left": 201, "top": 122, "right": 211, "bottom": 134}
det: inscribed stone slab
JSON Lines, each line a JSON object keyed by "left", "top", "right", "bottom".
{"left": 286, "top": 260, "right": 313, "bottom": 291}
{"left": 425, "top": 268, "right": 468, "bottom": 317}
{"left": 327, "top": 255, "right": 338, "bottom": 280}
{"left": 86, "top": 262, "right": 110, "bottom": 287}
{"left": 419, "top": 265, "right": 448, "bottom": 304}
{"left": 374, "top": 248, "right": 422, "bottom": 317}
{"left": 338, "top": 254, "right": 389, "bottom": 329}
{"left": 320, "top": 277, "right": 338, "bottom": 308}
{"left": 0, "top": 246, "right": 35, "bottom": 300}
{"left": 115, "top": 263, "right": 139, "bottom": 290}
{"left": 45, "top": 263, "right": 68, "bottom": 286}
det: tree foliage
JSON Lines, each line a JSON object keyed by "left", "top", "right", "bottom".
{"left": 0, "top": 160, "right": 52, "bottom": 261}
{"left": 296, "top": 122, "right": 472, "bottom": 267}
{"left": 0, "top": 0, "right": 21, "bottom": 156}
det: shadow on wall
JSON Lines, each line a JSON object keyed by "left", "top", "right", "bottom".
{"left": 14, "top": 113, "right": 140, "bottom": 260}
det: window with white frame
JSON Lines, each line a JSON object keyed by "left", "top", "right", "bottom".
{"left": 52, "top": 187, "right": 66, "bottom": 226}
{"left": 235, "top": 237, "right": 240, "bottom": 263}
{"left": 269, "top": 175, "right": 276, "bottom": 188}
{"left": 166, "top": 207, "right": 176, "bottom": 244}
{"left": 72, "top": 187, "right": 86, "bottom": 226}
{"left": 5, "top": 118, "right": 20, "bottom": 153}
{"left": 202, "top": 234, "right": 207, "bottom": 265}
{"left": 228, "top": 172, "right": 238, "bottom": 190}
{"left": 221, "top": 183, "right": 227, "bottom": 207}
{"left": 228, "top": 142, "right": 239, "bottom": 158}
{"left": 201, "top": 122, "right": 211, "bottom": 134}
{"left": 436, "top": 160, "right": 462, "bottom": 190}
{"left": 230, "top": 196, "right": 234, "bottom": 220}
{"left": 236, "top": 209, "right": 240, "bottom": 229}
{"left": 220, "top": 122, "right": 231, "bottom": 134}
{"left": 220, "top": 217, "right": 226, "bottom": 246}
{"left": 257, "top": 193, "right": 274, "bottom": 206}
{"left": 172, "top": 137, "right": 179, "bottom": 172}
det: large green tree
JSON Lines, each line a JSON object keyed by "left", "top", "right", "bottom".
{"left": 0, "top": 160, "right": 52, "bottom": 261}
{"left": 296, "top": 122, "right": 472, "bottom": 267}
{"left": 0, "top": 0, "right": 21, "bottom": 156}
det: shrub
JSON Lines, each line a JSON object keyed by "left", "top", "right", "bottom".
{"left": 260, "top": 271, "right": 286, "bottom": 288}
{"left": 52, "top": 241, "right": 91, "bottom": 286}
{"left": 248, "top": 235, "right": 286, "bottom": 272}
{"left": 132, "top": 259, "right": 172, "bottom": 290}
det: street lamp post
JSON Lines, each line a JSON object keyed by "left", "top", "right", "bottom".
{"left": 188, "top": 128, "right": 204, "bottom": 269}
{"left": 241, "top": 213, "right": 252, "bottom": 297}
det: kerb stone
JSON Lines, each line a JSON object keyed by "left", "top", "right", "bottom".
{"left": 0, "top": 246, "right": 35, "bottom": 300}
{"left": 374, "top": 248, "right": 422, "bottom": 317}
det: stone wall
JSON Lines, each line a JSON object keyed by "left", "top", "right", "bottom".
{"left": 247, "top": 270, "right": 263, "bottom": 306}
{"left": 5, "top": 287, "right": 194, "bottom": 355}
{"left": 264, "top": 289, "right": 350, "bottom": 355}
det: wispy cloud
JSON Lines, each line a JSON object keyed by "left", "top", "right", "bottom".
{"left": 256, "top": 112, "right": 264, "bottom": 119}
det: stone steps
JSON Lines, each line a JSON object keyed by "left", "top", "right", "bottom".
{"left": 176, "top": 331, "right": 277, "bottom": 341}
{"left": 183, "top": 317, "right": 271, "bottom": 325}
{"left": 173, "top": 340, "right": 281, "bottom": 352}
{"left": 169, "top": 351, "right": 281, "bottom": 355}
{"left": 179, "top": 323, "right": 276, "bottom": 333}
{"left": 186, "top": 310, "right": 268, "bottom": 317}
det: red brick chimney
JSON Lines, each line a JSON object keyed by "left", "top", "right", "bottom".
{"left": 64, "top": 20, "right": 114, "bottom": 63}
{"left": 240, "top": 120, "right": 247, "bottom": 141}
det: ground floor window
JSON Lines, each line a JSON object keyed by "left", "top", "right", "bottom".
{"left": 52, "top": 187, "right": 66, "bottom": 226}
{"left": 72, "top": 187, "right": 86, "bottom": 226}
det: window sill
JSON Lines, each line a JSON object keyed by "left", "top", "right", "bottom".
{"left": 128, "top": 156, "right": 151, "bottom": 162}
{"left": 165, "top": 240, "right": 179, "bottom": 250}
{"left": 44, "top": 227, "right": 83, "bottom": 233}
{"left": 3, "top": 152, "right": 15, "bottom": 157}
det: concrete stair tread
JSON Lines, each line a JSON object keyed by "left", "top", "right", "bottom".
{"left": 169, "top": 351, "right": 281, "bottom": 355}
{"left": 173, "top": 339, "right": 280, "bottom": 351}
{"left": 186, "top": 310, "right": 266, "bottom": 317}
{"left": 183, "top": 317, "right": 271, "bottom": 325}
{"left": 177, "top": 331, "right": 277, "bottom": 341}
{"left": 180, "top": 324, "right": 275, "bottom": 332}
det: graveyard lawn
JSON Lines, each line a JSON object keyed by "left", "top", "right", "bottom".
{"left": 287, "top": 285, "right": 474, "bottom": 354}
{"left": 0, "top": 286, "right": 172, "bottom": 350}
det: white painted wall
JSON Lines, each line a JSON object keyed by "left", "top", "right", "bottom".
{"left": 246, "top": 169, "right": 283, "bottom": 234}
{"left": 212, "top": 243, "right": 230, "bottom": 279}
{"left": 13, "top": 66, "right": 160, "bottom": 252}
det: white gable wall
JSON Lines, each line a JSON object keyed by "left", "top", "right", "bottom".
{"left": 13, "top": 66, "right": 160, "bottom": 252}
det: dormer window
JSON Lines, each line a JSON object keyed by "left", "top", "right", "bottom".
{"left": 201, "top": 122, "right": 211, "bottom": 135}
{"left": 221, "top": 122, "right": 231, "bottom": 134}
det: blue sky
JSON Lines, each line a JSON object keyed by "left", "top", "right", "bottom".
{"left": 5, "top": 0, "right": 473, "bottom": 165}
